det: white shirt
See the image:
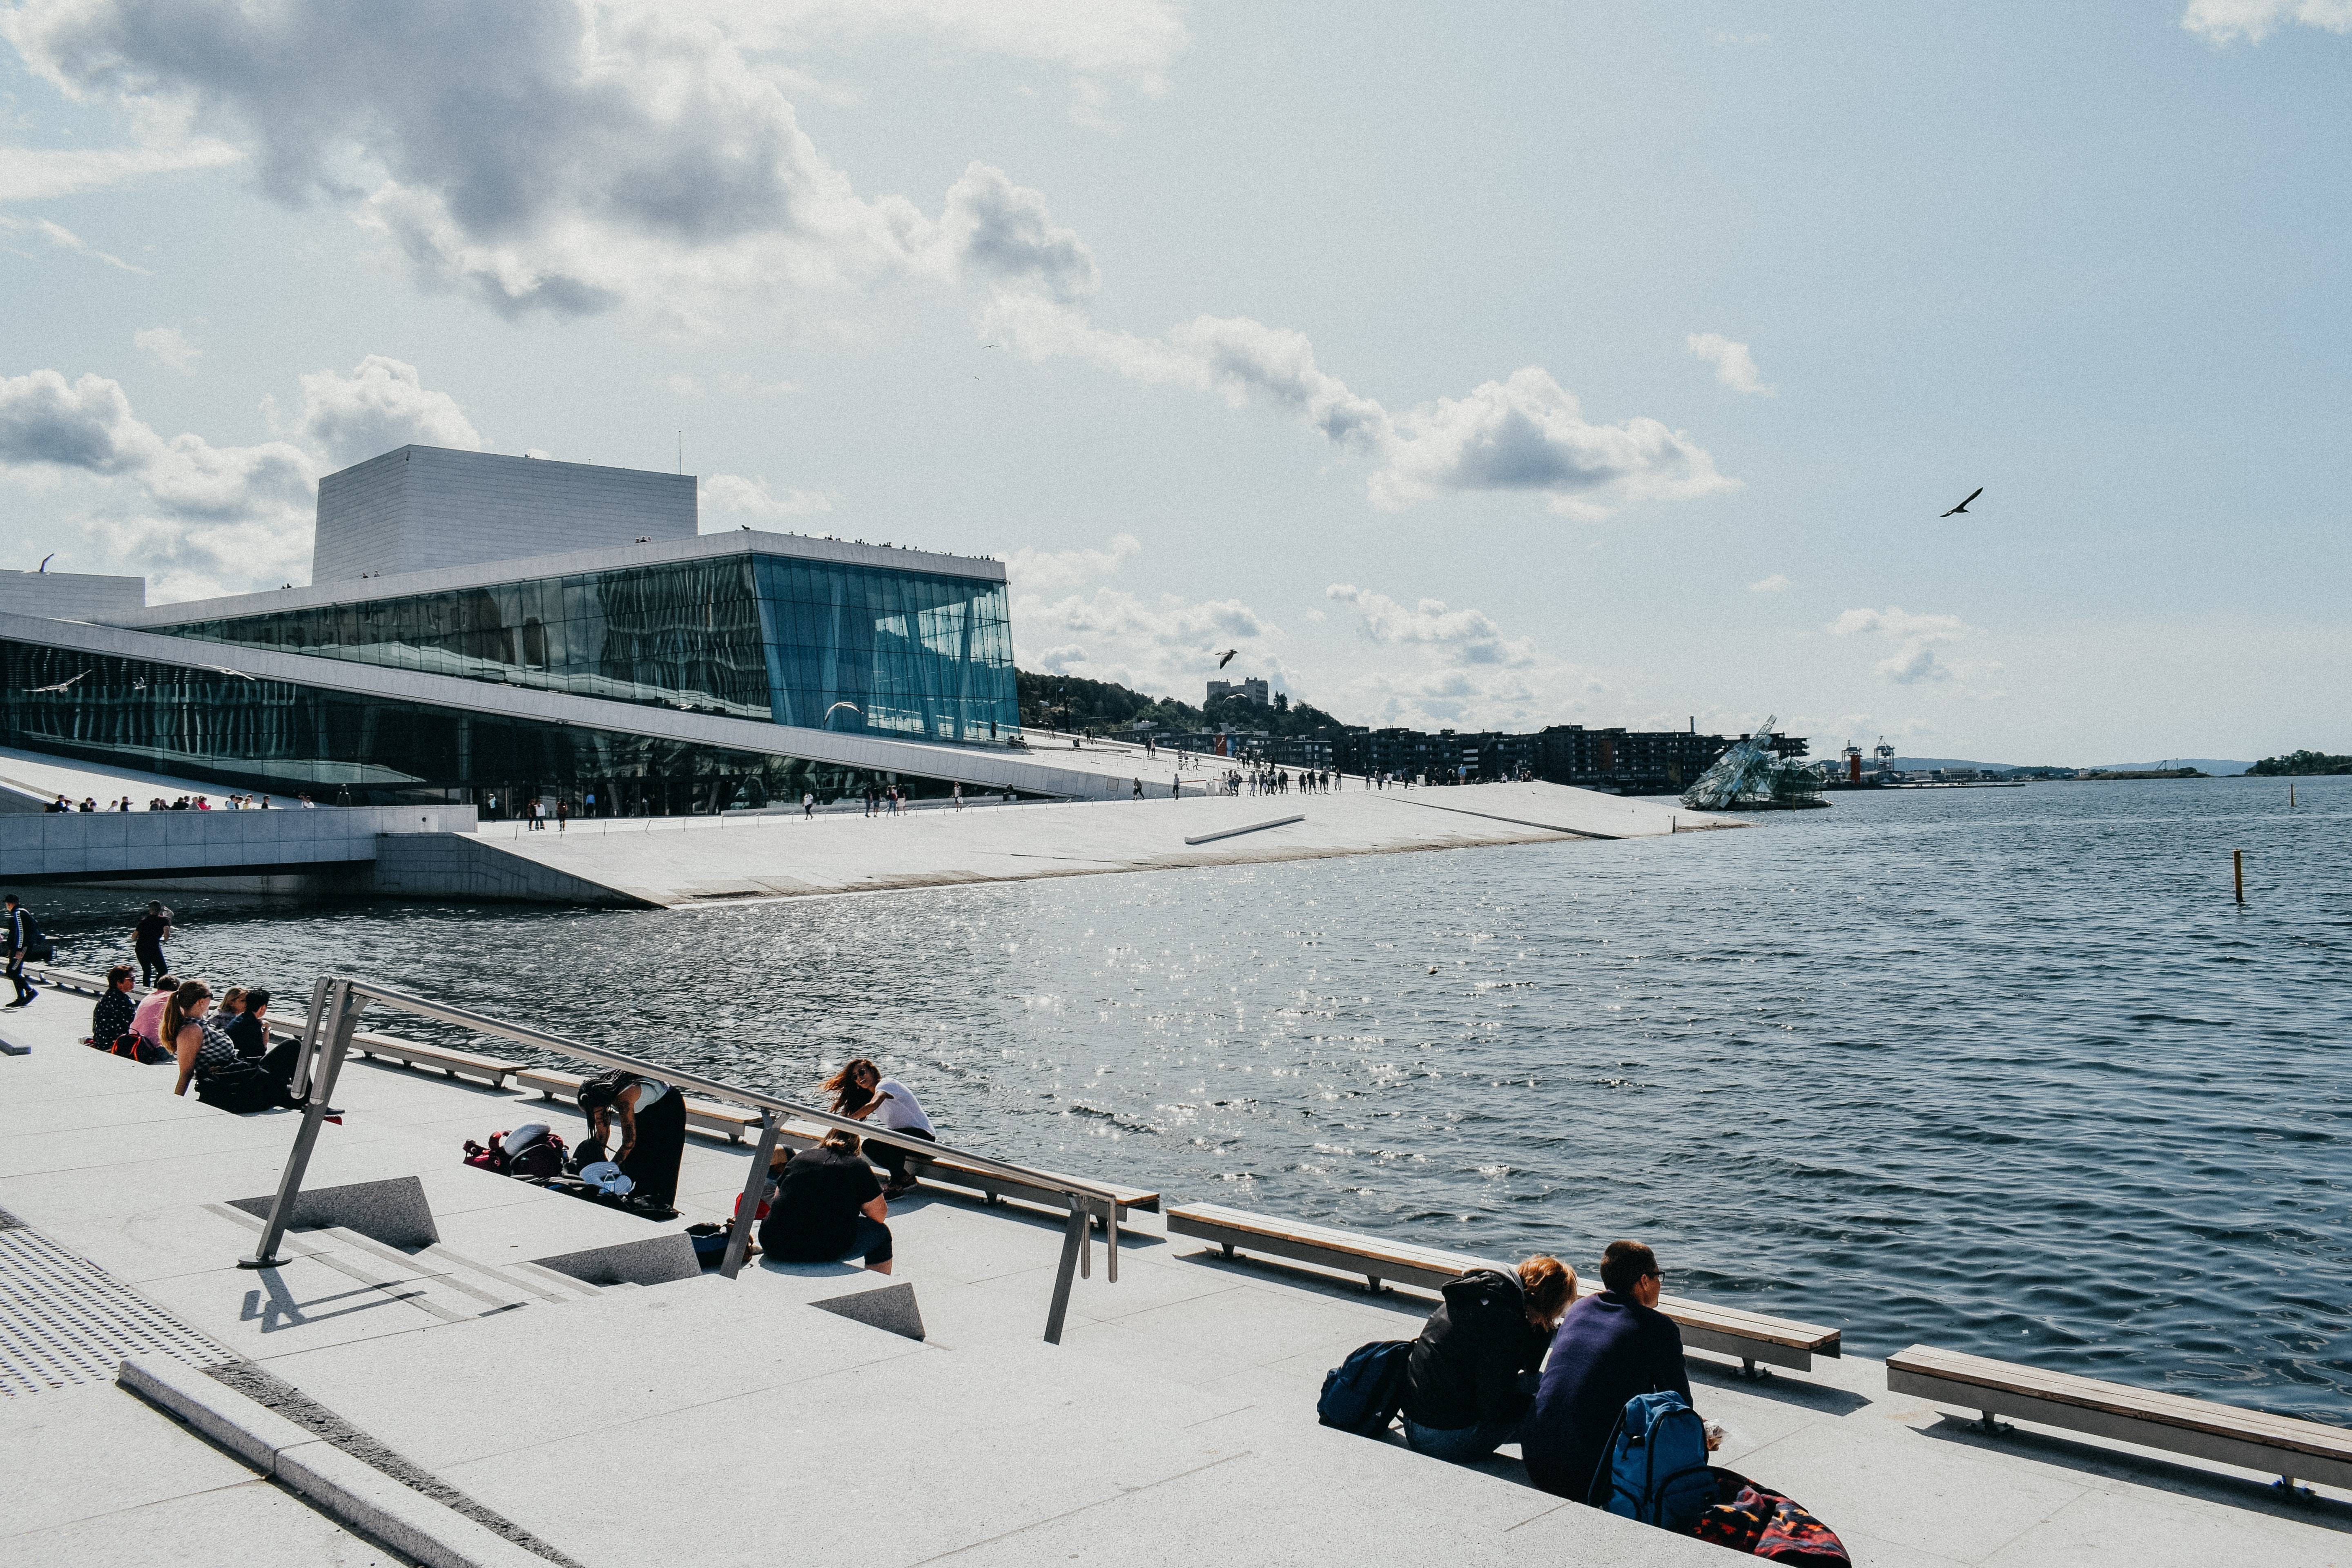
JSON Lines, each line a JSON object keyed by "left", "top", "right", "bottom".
{"left": 870, "top": 1078, "right": 932, "bottom": 1133}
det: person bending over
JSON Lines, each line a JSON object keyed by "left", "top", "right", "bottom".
{"left": 1401, "top": 1255, "right": 1576, "bottom": 1464}
{"left": 577, "top": 1069, "right": 687, "bottom": 1208}
{"left": 822, "top": 1057, "right": 935, "bottom": 1197}
{"left": 1522, "top": 1240, "right": 1719, "bottom": 1502}
{"left": 758, "top": 1129, "right": 893, "bottom": 1275}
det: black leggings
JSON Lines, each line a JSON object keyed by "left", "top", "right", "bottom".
{"left": 870, "top": 1126, "right": 934, "bottom": 1187}
{"left": 619, "top": 1089, "right": 688, "bottom": 1207}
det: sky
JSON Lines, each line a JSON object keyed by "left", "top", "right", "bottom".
{"left": 2, "top": 0, "right": 2348, "bottom": 763}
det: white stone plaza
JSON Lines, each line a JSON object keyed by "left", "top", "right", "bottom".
{"left": 1, "top": 986, "right": 2342, "bottom": 1568}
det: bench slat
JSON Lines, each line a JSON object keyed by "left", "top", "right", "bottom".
{"left": 350, "top": 1032, "right": 520, "bottom": 1087}
{"left": 1888, "top": 1345, "right": 2352, "bottom": 1474}
{"left": 1167, "top": 1201, "right": 1839, "bottom": 1370}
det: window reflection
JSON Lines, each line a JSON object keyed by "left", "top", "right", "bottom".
{"left": 151, "top": 551, "right": 1021, "bottom": 744}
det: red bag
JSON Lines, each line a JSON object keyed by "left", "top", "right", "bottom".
{"left": 1691, "top": 1468, "right": 1850, "bottom": 1564}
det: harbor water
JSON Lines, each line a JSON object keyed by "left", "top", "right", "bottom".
{"left": 32, "top": 774, "right": 2350, "bottom": 1420}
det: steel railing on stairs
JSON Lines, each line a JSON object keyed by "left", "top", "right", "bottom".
{"left": 239, "top": 975, "right": 1124, "bottom": 1342}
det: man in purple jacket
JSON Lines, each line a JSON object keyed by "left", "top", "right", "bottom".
{"left": 1522, "top": 1239, "right": 1718, "bottom": 1501}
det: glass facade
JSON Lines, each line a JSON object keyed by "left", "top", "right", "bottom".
{"left": 151, "top": 551, "right": 1019, "bottom": 742}
{"left": 0, "top": 639, "right": 981, "bottom": 812}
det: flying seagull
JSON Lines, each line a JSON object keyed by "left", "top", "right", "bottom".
{"left": 211, "top": 666, "right": 258, "bottom": 680}
{"left": 1216, "top": 649, "right": 1238, "bottom": 669}
{"left": 28, "top": 669, "right": 89, "bottom": 694}
{"left": 1940, "top": 486, "right": 1984, "bottom": 518}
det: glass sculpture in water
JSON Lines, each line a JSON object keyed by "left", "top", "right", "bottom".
{"left": 1680, "top": 716, "right": 1828, "bottom": 810}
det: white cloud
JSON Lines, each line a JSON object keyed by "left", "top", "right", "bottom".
{"left": 4, "top": 1, "right": 1106, "bottom": 326}
{"left": 1748, "top": 573, "right": 1791, "bottom": 593}
{"left": 699, "top": 473, "right": 830, "bottom": 521}
{"left": 1007, "top": 533, "right": 1282, "bottom": 700}
{"left": 1007, "top": 532, "right": 1140, "bottom": 597}
{"left": 665, "top": 375, "right": 705, "bottom": 398}
{"left": 987, "top": 297, "right": 1734, "bottom": 516}
{"left": 1687, "top": 332, "right": 1774, "bottom": 395}
{"left": 675, "top": 0, "right": 1188, "bottom": 87}
{"left": 0, "top": 136, "right": 240, "bottom": 203}
{"left": 133, "top": 326, "right": 198, "bottom": 373}
{"left": 1322, "top": 582, "right": 1607, "bottom": 728}
{"left": 4, "top": 1, "right": 1726, "bottom": 526}
{"left": 281, "top": 356, "right": 482, "bottom": 468}
{"left": 0, "top": 366, "right": 316, "bottom": 596}
{"left": 1828, "top": 604, "right": 1974, "bottom": 685}
{"left": 1325, "top": 584, "right": 1537, "bottom": 667}
{"left": 0, "top": 355, "right": 493, "bottom": 597}
{"left": 2182, "top": 0, "right": 2352, "bottom": 41}
{"left": 0, "top": 213, "right": 147, "bottom": 273}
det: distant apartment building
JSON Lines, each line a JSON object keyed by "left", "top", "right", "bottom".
{"left": 1206, "top": 676, "right": 1270, "bottom": 707}
{"left": 1334, "top": 723, "right": 1809, "bottom": 791}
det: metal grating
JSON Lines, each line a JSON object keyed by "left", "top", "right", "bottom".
{"left": 0, "top": 1222, "right": 234, "bottom": 1396}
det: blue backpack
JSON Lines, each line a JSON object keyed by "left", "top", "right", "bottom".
{"left": 1589, "top": 1390, "right": 1714, "bottom": 1530}
{"left": 1317, "top": 1340, "right": 1411, "bottom": 1436}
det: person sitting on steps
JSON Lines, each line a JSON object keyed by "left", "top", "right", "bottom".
{"left": 822, "top": 1057, "right": 935, "bottom": 1198}
{"left": 1521, "top": 1239, "right": 1720, "bottom": 1502}
{"left": 1400, "top": 1255, "right": 1576, "bottom": 1465}
{"left": 758, "top": 1128, "right": 894, "bottom": 1274}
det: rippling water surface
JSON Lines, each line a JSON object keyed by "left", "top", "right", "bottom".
{"left": 37, "top": 776, "right": 2351, "bottom": 1418}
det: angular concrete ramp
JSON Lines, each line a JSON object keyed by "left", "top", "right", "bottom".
{"left": 449, "top": 783, "right": 1740, "bottom": 906}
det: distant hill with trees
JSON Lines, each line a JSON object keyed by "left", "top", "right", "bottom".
{"left": 1015, "top": 669, "right": 1351, "bottom": 741}
{"left": 2246, "top": 750, "right": 2352, "bottom": 776}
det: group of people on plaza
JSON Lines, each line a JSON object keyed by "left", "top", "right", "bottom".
{"left": 1210, "top": 765, "right": 1336, "bottom": 796}
{"left": 43, "top": 793, "right": 323, "bottom": 812}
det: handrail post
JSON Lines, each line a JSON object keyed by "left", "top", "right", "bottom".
{"left": 239, "top": 979, "right": 360, "bottom": 1270}
{"left": 1043, "top": 1190, "right": 1090, "bottom": 1344}
{"left": 288, "top": 975, "right": 331, "bottom": 1099}
{"left": 720, "top": 1109, "right": 782, "bottom": 1280}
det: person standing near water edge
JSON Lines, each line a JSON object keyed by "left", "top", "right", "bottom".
{"left": 823, "top": 1057, "right": 935, "bottom": 1197}
{"left": 3, "top": 895, "right": 38, "bottom": 1007}
{"left": 133, "top": 901, "right": 173, "bottom": 986}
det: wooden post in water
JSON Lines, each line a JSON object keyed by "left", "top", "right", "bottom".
{"left": 2234, "top": 849, "right": 2245, "bottom": 904}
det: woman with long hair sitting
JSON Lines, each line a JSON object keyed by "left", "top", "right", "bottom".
{"left": 168, "top": 980, "right": 301, "bottom": 1113}
{"left": 820, "top": 1057, "right": 935, "bottom": 1198}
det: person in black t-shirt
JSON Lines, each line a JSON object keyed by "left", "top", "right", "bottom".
{"left": 758, "top": 1129, "right": 893, "bottom": 1274}
{"left": 132, "top": 902, "right": 173, "bottom": 986}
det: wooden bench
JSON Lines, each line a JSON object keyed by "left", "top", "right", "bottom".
{"left": 741, "top": 1120, "right": 1157, "bottom": 1220}
{"left": 351, "top": 1032, "right": 522, "bottom": 1089}
{"left": 515, "top": 1067, "right": 764, "bottom": 1143}
{"left": 918, "top": 1151, "right": 1158, "bottom": 1221}
{"left": 1888, "top": 1344, "right": 2352, "bottom": 1497}
{"left": 1166, "top": 1202, "right": 1841, "bottom": 1376}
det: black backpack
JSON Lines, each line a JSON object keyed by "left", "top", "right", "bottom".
{"left": 1317, "top": 1340, "right": 1412, "bottom": 1436}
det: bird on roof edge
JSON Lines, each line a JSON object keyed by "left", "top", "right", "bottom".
{"left": 1940, "top": 486, "right": 1984, "bottom": 518}
{"left": 1216, "top": 649, "right": 1238, "bottom": 669}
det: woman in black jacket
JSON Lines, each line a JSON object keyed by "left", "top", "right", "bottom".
{"left": 1399, "top": 1255, "right": 1575, "bottom": 1464}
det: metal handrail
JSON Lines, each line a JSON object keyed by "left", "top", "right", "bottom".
{"left": 241, "top": 975, "right": 1119, "bottom": 1341}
